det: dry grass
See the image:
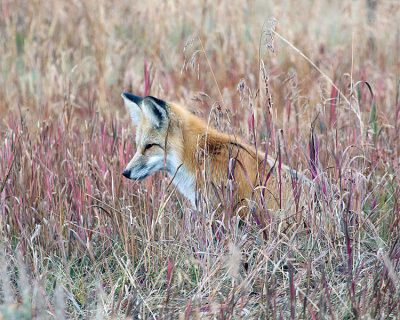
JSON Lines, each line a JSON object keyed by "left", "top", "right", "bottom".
{"left": 1, "top": 0, "right": 400, "bottom": 318}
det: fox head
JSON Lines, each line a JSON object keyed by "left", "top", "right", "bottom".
{"left": 121, "top": 93, "right": 177, "bottom": 180}
{"left": 121, "top": 93, "right": 198, "bottom": 203}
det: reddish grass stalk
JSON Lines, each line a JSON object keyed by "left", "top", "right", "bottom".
{"left": 308, "top": 128, "right": 318, "bottom": 181}
{"left": 395, "top": 79, "right": 400, "bottom": 134}
{"left": 344, "top": 180, "right": 359, "bottom": 318}
{"left": 164, "top": 257, "right": 174, "bottom": 309}
{"left": 185, "top": 299, "right": 193, "bottom": 320}
{"left": 307, "top": 305, "right": 317, "bottom": 320}
{"left": 329, "top": 84, "right": 337, "bottom": 129}
{"left": 278, "top": 140, "right": 282, "bottom": 210}
{"left": 288, "top": 261, "right": 295, "bottom": 320}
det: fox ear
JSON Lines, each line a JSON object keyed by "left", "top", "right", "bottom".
{"left": 142, "top": 96, "right": 168, "bottom": 129}
{"left": 121, "top": 93, "right": 143, "bottom": 125}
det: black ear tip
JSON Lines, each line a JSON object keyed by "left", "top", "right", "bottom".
{"left": 122, "top": 170, "right": 131, "bottom": 179}
{"left": 121, "top": 93, "right": 144, "bottom": 105}
{"left": 145, "top": 96, "right": 167, "bottom": 110}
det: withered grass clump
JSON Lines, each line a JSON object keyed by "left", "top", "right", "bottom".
{"left": 1, "top": 0, "right": 399, "bottom": 318}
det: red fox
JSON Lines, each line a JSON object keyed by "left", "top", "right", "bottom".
{"left": 121, "top": 93, "right": 306, "bottom": 214}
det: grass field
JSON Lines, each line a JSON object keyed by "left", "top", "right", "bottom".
{"left": 1, "top": 0, "right": 400, "bottom": 318}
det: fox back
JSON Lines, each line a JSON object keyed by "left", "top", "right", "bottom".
{"left": 121, "top": 93, "right": 302, "bottom": 214}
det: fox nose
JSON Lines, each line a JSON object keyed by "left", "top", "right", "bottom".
{"left": 122, "top": 170, "right": 131, "bottom": 179}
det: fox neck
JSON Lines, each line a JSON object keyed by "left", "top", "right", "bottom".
{"left": 165, "top": 104, "right": 219, "bottom": 206}
{"left": 165, "top": 104, "right": 224, "bottom": 206}
{"left": 165, "top": 150, "right": 196, "bottom": 205}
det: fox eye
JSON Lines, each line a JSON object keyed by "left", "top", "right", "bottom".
{"left": 144, "top": 143, "right": 155, "bottom": 151}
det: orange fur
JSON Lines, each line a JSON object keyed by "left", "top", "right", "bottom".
{"left": 166, "top": 102, "right": 293, "bottom": 214}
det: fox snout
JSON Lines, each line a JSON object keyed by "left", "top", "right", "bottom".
{"left": 122, "top": 169, "right": 131, "bottom": 179}
{"left": 122, "top": 153, "right": 161, "bottom": 181}
{"left": 122, "top": 168, "right": 150, "bottom": 181}
{"left": 121, "top": 165, "right": 150, "bottom": 181}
